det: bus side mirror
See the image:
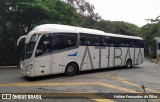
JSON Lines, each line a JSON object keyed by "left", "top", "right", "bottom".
{"left": 35, "top": 49, "right": 43, "bottom": 57}
{"left": 36, "top": 49, "right": 43, "bottom": 54}
{"left": 17, "top": 35, "right": 26, "bottom": 46}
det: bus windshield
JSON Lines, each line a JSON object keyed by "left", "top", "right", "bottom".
{"left": 22, "top": 34, "right": 38, "bottom": 60}
{"left": 23, "top": 42, "right": 36, "bottom": 59}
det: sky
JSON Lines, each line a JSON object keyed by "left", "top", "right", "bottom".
{"left": 87, "top": 0, "right": 160, "bottom": 27}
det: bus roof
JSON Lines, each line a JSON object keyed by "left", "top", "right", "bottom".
{"left": 26, "top": 24, "right": 143, "bottom": 43}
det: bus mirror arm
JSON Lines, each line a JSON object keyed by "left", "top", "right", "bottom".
{"left": 17, "top": 35, "right": 26, "bottom": 46}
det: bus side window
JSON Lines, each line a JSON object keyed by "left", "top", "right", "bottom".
{"left": 133, "top": 40, "right": 139, "bottom": 48}
{"left": 36, "top": 34, "right": 51, "bottom": 57}
{"left": 80, "top": 33, "right": 100, "bottom": 46}
{"left": 63, "top": 33, "right": 77, "bottom": 48}
{"left": 118, "top": 38, "right": 131, "bottom": 47}
{"left": 90, "top": 35, "right": 100, "bottom": 46}
{"left": 118, "top": 38, "right": 124, "bottom": 47}
{"left": 50, "top": 33, "right": 77, "bottom": 51}
{"left": 80, "top": 33, "right": 90, "bottom": 46}
{"left": 108, "top": 37, "right": 117, "bottom": 47}
{"left": 140, "top": 40, "right": 144, "bottom": 48}
{"left": 137, "top": 40, "right": 144, "bottom": 48}
{"left": 101, "top": 36, "right": 108, "bottom": 46}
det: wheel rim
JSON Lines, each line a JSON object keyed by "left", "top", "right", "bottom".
{"left": 67, "top": 66, "right": 74, "bottom": 72}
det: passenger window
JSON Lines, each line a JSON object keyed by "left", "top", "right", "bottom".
{"left": 35, "top": 33, "right": 77, "bottom": 57}
{"left": 101, "top": 36, "right": 117, "bottom": 47}
{"left": 118, "top": 38, "right": 131, "bottom": 47}
{"left": 140, "top": 40, "right": 144, "bottom": 48}
{"left": 101, "top": 36, "right": 109, "bottom": 46}
{"left": 80, "top": 33, "right": 100, "bottom": 46}
{"left": 50, "top": 33, "right": 77, "bottom": 51}
{"left": 35, "top": 34, "right": 51, "bottom": 57}
{"left": 80, "top": 34, "right": 90, "bottom": 45}
{"left": 133, "top": 40, "right": 142, "bottom": 48}
{"left": 132, "top": 40, "right": 137, "bottom": 47}
{"left": 108, "top": 37, "right": 117, "bottom": 47}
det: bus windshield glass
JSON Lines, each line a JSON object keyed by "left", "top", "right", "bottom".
{"left": 22, "top": 34, "right": 38, "bottom": 60}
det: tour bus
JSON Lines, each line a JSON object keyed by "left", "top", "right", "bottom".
{"left": 17, "top": 24, "right": 144, "bottom": 77}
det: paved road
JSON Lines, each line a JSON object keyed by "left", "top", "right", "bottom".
{"left": 0, "top": 59, "right": 160, "bottom": 102}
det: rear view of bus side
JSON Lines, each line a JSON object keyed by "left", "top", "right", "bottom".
{"left": 17, "top": 24, "right": 144, "bottom": 77}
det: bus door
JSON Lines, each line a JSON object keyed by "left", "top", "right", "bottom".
{"left": 51, "top": 33, "right": 78, "bottom": 73}
{"left": 34, "top": 34, "right": 52, "bottom": 76}
{"left": 50, "top": 34, "right": 64, "bottom": 74}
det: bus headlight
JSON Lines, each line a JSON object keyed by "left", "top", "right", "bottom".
{"left": 25, "top": 64, "right": 33, "bottom": 70}
{"left": 20, "top": 63, "right": 23, "bottom": 68}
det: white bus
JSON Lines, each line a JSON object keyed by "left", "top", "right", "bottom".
{"left": 17, "top": 24, "right": 144, "bottom": 77}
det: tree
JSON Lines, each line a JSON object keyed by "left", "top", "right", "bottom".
{"left": 0, "top": 0, "right": 81, "bottom": 65}
{"left": 140, "top": 21, "right": 160, "bottom": 57}
{"left": 64, "top": 0, "right": 95, "bottom": 16}
{"left": 47, "top": 0, "right": 81, "bottom": 26}
{"left": 64, "top": 0, "right": 102, "bottom": 27}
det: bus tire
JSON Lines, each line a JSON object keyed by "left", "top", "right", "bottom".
{"left": 65, "top": 63, "right": 78, "bottom": 76}
{"left": 125, "top": 59, "right": 132, "bottom": 68}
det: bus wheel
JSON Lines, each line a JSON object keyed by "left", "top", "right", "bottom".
{"left": 65, "top": 63, "right": 78, "bottom": 76}
{"left": 126, "top": 59, "right": 132, "bottom": 68}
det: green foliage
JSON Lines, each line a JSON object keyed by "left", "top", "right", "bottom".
{"left": 64, "top": 0, "right": 95, "bottom": 16}
{"left": 0, "top": 0, "right": 81, "bottom": 65}
{"left": 47, "top": 0, "right": 81, "bottom": 26}
{"left": 81, "top": 19, "right": 140, "bottom": 36}
{"left": 112, "top": 21, "right": 140, "bottom": 36}
{"left": 140, "top": 22, "right": 160, "bottom": 58}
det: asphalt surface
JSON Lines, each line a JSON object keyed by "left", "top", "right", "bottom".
{"left": 0, "top": 58, "right": 160, "bottom": 102}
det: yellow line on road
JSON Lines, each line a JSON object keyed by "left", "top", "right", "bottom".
{"left": 41, "top": 93, "right": 113, "bottom": 102}
{"left": 0, "top": 82, "right": 114, "bottom": 102}
{"left": 0, "top": 82, "right": 139, "bottom": 93}
{"left": 48, "top": 93, "right": 113, "bottom": 102}
{"left": 111, "top": 77, "right": 160, "bottom": 93}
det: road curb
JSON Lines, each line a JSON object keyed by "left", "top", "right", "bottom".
{"left": 0, "top": 66, "right": 19, "bottom": 69}
{"left": 146, "top": 57, "right": 160, "bottom": 65}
